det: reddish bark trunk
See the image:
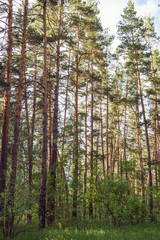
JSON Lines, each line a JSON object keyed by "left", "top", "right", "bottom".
{"left": 61, "top": 53, "right": 70, "bottom": 158}
{"left": 135, "top": 58, "right": 153, "bottom": 218}
{"left": 47, "top": 1, "right": 62, "bottom": 224}
{"left": 123, "top": 80, "right": 128, "bottom": 179}
{"left": 83, "top": 63, "right": 89, "bottom": 219}
{"left": 106, "top": 56, "right": 109, "bottom": 173}
{"left": 24, "top": 75, "right": 32, "bottom": 222}
{"left": 39, "top": 0, "right": 48, "bottom": 229}
{"left": 72, "top": 29, "right": 79, "bottom": 219}
{"left": 47, "top": 79, "right": 52, "bottom": 170}
{"left": 0, "top": 0, "right": 12, "bottom": 220}
{"left": 89, "top": 62, "right": 94, "bottom": 218}
{"left": 4, "top": 0, "right": 28, "bottom": 234}
{"left": 100, "top": 83, "right": 105, "bottom": 177}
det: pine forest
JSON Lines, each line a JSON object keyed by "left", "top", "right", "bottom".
{"left": 0, "top": 0, "right": 160, "bottom": 239}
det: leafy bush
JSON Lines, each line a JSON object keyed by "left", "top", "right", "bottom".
{"left": 95, "top": 177, "right": 143, "bottom": 225}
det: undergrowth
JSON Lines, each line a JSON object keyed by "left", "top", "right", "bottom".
{"left": 0, "top": 220, "right": 160, "bottom": 240}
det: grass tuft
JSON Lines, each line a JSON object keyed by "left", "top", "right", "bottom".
{"left": 0, "top": 221, "right": 160, "bottom": 240}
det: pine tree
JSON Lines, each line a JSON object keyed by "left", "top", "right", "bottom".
{"left": 39, "top": 0, "right": 48, "bottom": 229}
{"left": 0, "top": 0, "right": 12, "bottom": 224}
{"left": 117, "top": 0, "right": 153, "bottom": 218}
{"left": 4, "top": 0, "right": 28, "bottom": 234}
{"left": 47, "top": 0, "right": 63, "bottom": 225}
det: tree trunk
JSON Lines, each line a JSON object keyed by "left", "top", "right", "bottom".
{"left": 135, "top": 58, "right": 153, "bottom": 219}
{"left": 4, "top": 0, "right": 28, "bottom": 234}
{"left": 131, "top": 24, "right": 152, "bottom": 215}
{"left": 149, "top": 44, "right": 159, "bottom": 191}
{"left": 100, "top": 83, "right": 105, "bottom": 177}
{"left": 24, "top": 75, "right": 32, "bottom": 223}
{"left": 135, "top": 81, "right": 145, "bottom": 199}
{"left": 47, "top": 1, "right": 62, "bottom": 225}
{"left": 123, "top": 80, "right": 128, "bottom": 179}
{"left": 0, "top": 0, "right": 12, "bottom": 222}
{"left": 83, "top": 63, "right": 89, "bottom": 219}
{"left": 61, "top": 52, "right": 70, "bottom": 160}
{"left": 47, "top": 38, "right": 60, "bottom": 226}
{"left": 89, "top": 62, "right": 94, "bottom": 218}
{"left": 117, "top": 115, "right": 121, "bottom": 176}
{"left": 39, "top": 0, "right": 48, "bottom": 229}
{"left": 112, "top": 132, "right": 117, "bottom": 178}
{"left": 72, "top": 29, "right": 79, "bottom": 219}
{"left": 106, "top": 55, "right": 109, "bottom": 174}
{"left": 47, "top": 80, "right": 52, "bottom": 170}
{"left": 95, "top": 122, "right": 100, "bottom": 218}
{"left": 31, "top": 52, "right": 37, "bottom": 153}
{"left": 57, "top": 152, "right": 69, "bottom": 219}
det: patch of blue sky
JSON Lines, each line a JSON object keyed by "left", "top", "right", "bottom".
{"left": 137, "top": 0, "right": 147, "bottom": 6}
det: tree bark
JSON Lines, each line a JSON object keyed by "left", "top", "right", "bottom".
{"left": 89, "top": 62, "right": 94, "bottom": 218}
{"left": 47, "top": 79, "right": 52, "bottom": 170}
{"left": 135, "top": 58, "right": 153, "bottom": 218}
{"left": 149, "top": 43, "right": 159, "bottom": 191}
{"left": 0, "top": 0, "right": 12, "bottom": 222}
{"left": 72, "top": 29, "right": 79, "bottom": 219}
{"left": 57, "top": 152, "right": 69, "bottom": 219}
{"left": 123, "top": 80, "right": 128, "bottom": 179}
{"left": 31, "top": 52, "right": 37, "bottom": 153}
{"left": 61, "top": 52, "right": 70, "bottom": 160}
{"left": 47, "top": 35, "right": 60, "bottom": 226}
{"left": 135, "top": 83, "right": 145, "bottom": 199}
{"left": 39, "top": 0, "right": 48, "bottom": 229}
{"left": 83, "top": 63, "right": 89, "bottom": 219}
{"left": 24, "top": 75, "right": 32, "bottom": 223}
{"left": 106, "top": 56, "right": 109, "bottom": 174}
{"left": 4, "top": 0, "right": 28, "bottom": 234}
{"left": 100, "top": 83, "right": 105, "bottom": 177}
{"left": 47, "top": 1, "right": 62, "bottom": 225}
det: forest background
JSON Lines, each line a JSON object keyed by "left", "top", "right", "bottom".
{"left": 0, "top": 0, "right": 160, "bottom": 239}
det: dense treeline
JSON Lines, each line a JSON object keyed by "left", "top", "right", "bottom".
{"left": 0, "top": 0, "right": 160, "bottom": 237}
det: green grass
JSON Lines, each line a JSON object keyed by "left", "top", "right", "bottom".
{"left": 1, "top": 221, "right": 160, "bottom": 240}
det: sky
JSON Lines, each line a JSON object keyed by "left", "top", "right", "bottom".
{"left": 98, "top": 0, "right": 160, "bottom": 48}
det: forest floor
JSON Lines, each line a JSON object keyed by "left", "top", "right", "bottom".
{"left": 1, "top": 221, "right": 160, "bottom": 240}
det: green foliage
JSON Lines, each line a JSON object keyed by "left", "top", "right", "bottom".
{"left": 1, "top": 221, "right": 160, "bottom": 240}
{"left": 95, "top": 177, "right": 143, "bottom": 225}
{"left": 1, "top": 0, "right": 160, "bottom": 236}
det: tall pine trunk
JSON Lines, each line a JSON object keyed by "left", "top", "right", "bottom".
{"left": 61, "top": 52, "right": 70, "bottom": 158}
{"left": 100, "top": 83, "right": 105, "bottom": 177}
{"left": 39, "top": 0, "right": 48, "bottom": 229}
{"left": 135, "top": 85, "right": 145, "bottom": 199}
{"left": 24, "top": 75, "right": 32, "bottom": 223}
{"left": 135, "top": 58, "right": 153, "bottom": 218}
{"left": 106, "top": 56, "right": 109, "bottom": 174}
{"left": 4, "top": 0, "right": 28, "bottom": 234}
{"left": 0, "top": 0, "right": 12, "bottom": 222}
{"left": 123, "top": 80, "right": 128, "bottom": 179}
{"left": 72, "top": 29, "right": 79, "bottom": 219}
{"left": 83, "top": 63, "right": 89, "bottom": 219}
{"left": 89, "top": 62, "right": 94, "bottom": 218}
{"left": 47, "top": 1, "right": 62, "bottom": 224}
{"left": 47, "top": 33, "right": 60, "bottom": 226}
{"left": 47, "top": 80, "right": 52, "bottom": 170}
{"left": 149, "top": 43, "right": 159, "bottom": 191}
{"left": 31, "top": 52, "right": 37, "bottom": 153}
